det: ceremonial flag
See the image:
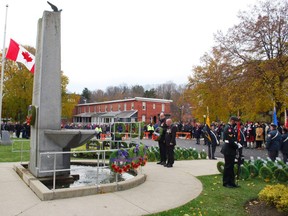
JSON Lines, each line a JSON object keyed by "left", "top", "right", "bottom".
{"left": 206, "top": 106, "right": 210, "bottom": 127}
{"left": 6, "top": 39, "right": 35, "bottom": 73}
{"left": 285, "top": 108, "right": 288, "bottom": 129}
{"left": 204, "top": 107, "right": 212, "bottom": 142}
{"left": 237, "top": 110, "right": 241, "bottom": 141}
{"left": 273, "top": 106, "right": 278, "bottom": 126}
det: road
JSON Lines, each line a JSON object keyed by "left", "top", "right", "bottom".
{"left": 140, "top": 137, "right": 278, "bottom": 161}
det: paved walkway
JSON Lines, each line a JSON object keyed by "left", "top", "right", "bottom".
{"left": 0, "top": 160, "right": 221, "bottom": 216}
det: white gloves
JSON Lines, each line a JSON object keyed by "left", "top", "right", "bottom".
{"left": 237, "top": 143, "right": 243, "bottom": 149}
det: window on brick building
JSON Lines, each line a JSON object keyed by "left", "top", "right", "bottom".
{"left": 124, "top": 103, "right": 127, "bottom": 111}
{"left": 131, "top": 102, "right": 134, "bottom": 110}
{"left": 153, "top": 103, "right": 155, "bottom": 109}
{"left": 105, "top": 105, "right": 107, "bottom": 112}
{"left": 118, "top": 104, "right": 121, "bottom": 111}
{"left": 110, "top": 105, "right": 113, "bottom": 111}
{"left": 142, "top": 115, "right": 146, "bottom": 122}
{"left": 162, "top": 103, "right": 165, "bottom": 112}
{"left": 142, "top": 102, "right": 146, "bottom": 110}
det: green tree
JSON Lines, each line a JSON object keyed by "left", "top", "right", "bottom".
{"left": 215, "top": 0, "right": 288, "bottom": 120}
{"left": 81, "top": 87, "right": 92, "bottom": 103}
{"left": 143, "top": 88, "right": 157, "bottom": 98}
{"left": 1, "top": 45, "right": 35, "bottom": 122}
{"left": 61, "top": 72, "right": 80, "bottom": 121}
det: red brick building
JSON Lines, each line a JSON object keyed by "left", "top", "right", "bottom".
{"left": 73, "top": 97, "right": 172, "bottom": 124}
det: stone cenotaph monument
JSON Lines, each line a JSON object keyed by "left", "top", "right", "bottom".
{"left": 28, "top": 11, "right": 95, "bottom": 178}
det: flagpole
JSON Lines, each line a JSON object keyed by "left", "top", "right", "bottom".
{"left": 0, "top": 4, "right": 8, "bottom": 132}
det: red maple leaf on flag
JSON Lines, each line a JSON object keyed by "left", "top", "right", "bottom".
{"left": 21, "top": 51, "right": 33, "bottom": 62}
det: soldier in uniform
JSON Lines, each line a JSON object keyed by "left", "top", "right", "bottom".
{"left": 156, "top": 112, "right": 168, "bottom": 165}
{"left": 203, "top": 124, "right": 219, "bottom": 159}
{"left": 266, "top": 123, "right": 282, "bottom": 161}
{"left": 221, "top": 116, "right": 242, "bottom": 188}
{"left": 164, "top": 118, "right": 177, "bottom": 167}
{"left": 280, "top": 128, "right": 288, "bottom": 163}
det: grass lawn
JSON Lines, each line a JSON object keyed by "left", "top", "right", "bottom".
{"left": 0, "top": 138, "right": 30, "bottom": 162}
{"left": 148, "top": 174, "right": 270, "bottom": 216}
{"left": 0, "top": 142, "right": 274, "bottom": 215}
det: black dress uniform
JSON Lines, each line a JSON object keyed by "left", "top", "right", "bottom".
{"left": 266, "top": 123, "right": 282, "bottom": 161}
{"left": 221, "top": 117, "right": 240, "bottom": 188}
{"left": 164, "top": 122, "right": 177, "bottom": 167}
{"left": 203, "top": 125, "right": 218, "bottom": 159}
{"left": 281, "top": 128, "right": 288, "bottom": 163}
{"left": 157, "top": 118, "right": 167, "bottom": 165}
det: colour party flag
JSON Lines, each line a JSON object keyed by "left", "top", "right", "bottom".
{"left": 6, "top": 39, "right": 35, "bottom": 73}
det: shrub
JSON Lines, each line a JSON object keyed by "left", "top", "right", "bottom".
{"left": 258, "top": 184, "right": 288, "bottom": 213}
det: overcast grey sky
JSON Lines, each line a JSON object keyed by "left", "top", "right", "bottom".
{"left": 0, "top": 0, "right": 259, "bottom": 93}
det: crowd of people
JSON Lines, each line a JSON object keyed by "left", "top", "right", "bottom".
{"left": 1, "top": 122, "right": 31, "bottom": 139}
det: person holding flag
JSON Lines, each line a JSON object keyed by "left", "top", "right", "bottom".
{"left": 203, "top": 113, "right": 218, "bottom": 160}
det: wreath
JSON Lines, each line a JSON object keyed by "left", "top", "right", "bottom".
{"left": 191, "top": 150, "right": 199, "bottom": 159}
{"left": 112, "top": 123, "right": 126, "bottom": 140}
{"left": 128, "top": 144, "right": 148, "bottom": 169}
{"left": 109, "top": 149, "right": 131, "bottom": 173}
{"left": 182, "top": 149, "right": 190, "bottom": 159}
{"left": 247, "top": 164, "right": 259, "bottom": 178}
{"left": 217, "top": 161, "right": 225, "bottom": 174}
{"left": 130, "top": 123, "right": 142, "bottom": 138}
{"left": 266, "top": 160, "right": 275, "bottom": 168}
{"left": 26, "top": 105, "right": 36, "bottom": 126}
{"left": 113, "top": 123, "right": 126, "bottom": 132}
{"left": 200, "top": 150, "right": 207, "bottom": 159}
{"left": 259, "top": 166, "right": 274, "bottom": 182}
{"left": 273, "top": 168, "right": 288, "bottom": 182}
{"left": 147, "top": 151, "right": 156, "bottom": 162}
{"left": 254, "top": 159, "right": 264, "bottom": 170}
{"left": 238, "top": 165, "right": 250, "bottom": 180}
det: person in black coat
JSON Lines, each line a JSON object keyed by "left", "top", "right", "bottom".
{"left": 266, "top": 123, "right": 282, "bottom": 161}
{"left": 193, "top": 124, "right": 202, "bottom": 144}
{"left": 203, "top": 124, "right": 219, "bottom": 159}
{"left": 156, "top": 112, "right": 168, "bottom": 165}
{"left": 221, "top": 116, "right": 242, "bottom": 188}
{"left": 280, "top": 127, "right": 288, "bottom": 163}
{"left": 164, "top": 118, "right": 177, "bottom": 168}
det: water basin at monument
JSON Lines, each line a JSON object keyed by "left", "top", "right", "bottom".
{"left": 41, "top": 163, "right": 136, "bottom": 189}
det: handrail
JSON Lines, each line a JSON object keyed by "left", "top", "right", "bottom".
{"left": 12, "top": 140, "right": 30, "bottom": 164}
{"left": 38, "top": 148, "right": 127, "bottom": 190}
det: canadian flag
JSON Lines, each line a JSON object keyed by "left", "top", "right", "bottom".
{"left": 6, "top": 39, "right": 35, "bottom": 73}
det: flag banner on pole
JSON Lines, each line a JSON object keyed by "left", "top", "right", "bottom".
{"left": 6, "top": 39, "right": 35, "bottom": 73}
{"left": 206, "top": 106, "right": 210, "bottom": 127}
{"left": 273, "top": 106, "right": 278, "bottom": 126}
{"left": 206, "top": 115, "right": 210, "bottom": 128}
{"left": 285, "top": 108, "right": 288, "bottom": 129}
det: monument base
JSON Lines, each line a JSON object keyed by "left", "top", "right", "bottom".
{"left": 14, "top": 161, "right": 146, "bottom": 201}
